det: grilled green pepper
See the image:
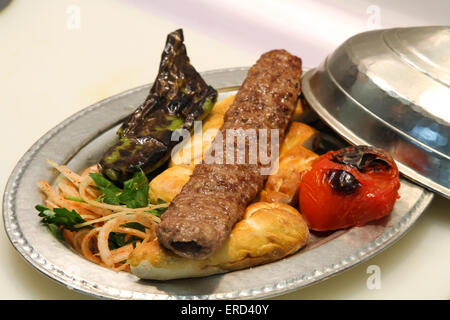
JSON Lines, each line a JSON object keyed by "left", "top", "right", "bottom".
{"left": 99, "top": 29, "right": 217, "bottom": 183}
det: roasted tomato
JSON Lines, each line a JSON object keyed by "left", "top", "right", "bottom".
{"left": 299, "top": 146, "right": 400, "bottom": 231}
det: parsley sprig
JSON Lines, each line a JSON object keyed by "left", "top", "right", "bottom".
{"left": 89, "top": 168, "right": 149, "bottom": 208}
{"left": 36, "top": 205, "right": 89, "bottom": 240}
{"left": 36, "top": 205, "right": 87, "bottom": 231}
{"left": 108, "top": 222, "right": 146, "bottom": 250}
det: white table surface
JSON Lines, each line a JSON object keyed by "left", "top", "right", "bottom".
{"left": 0, "top": 0, "right": 449, "bottom": 300}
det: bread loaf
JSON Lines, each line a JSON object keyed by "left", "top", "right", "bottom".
{"left": 260, "top": 122, "right": 319, "bottom": 205}
{"left": 128, "top": 202, "right": 308, "bottom": 280}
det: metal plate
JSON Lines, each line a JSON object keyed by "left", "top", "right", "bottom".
{"left": 3, "top": 68, "right": 433, "bottom": 300}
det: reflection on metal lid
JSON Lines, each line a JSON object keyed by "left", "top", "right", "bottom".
{"left": 302, "top": 26, "right": 450, "bottom": 198}
{"left": 418, "top": 87, "right": 450, "bottom": 124}
{"left": 385, "top": 26, "right": 450, "bottom": 86}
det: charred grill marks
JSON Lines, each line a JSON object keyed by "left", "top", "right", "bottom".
{"left": 99, "top": 29, "right": 217, "bottom": 183}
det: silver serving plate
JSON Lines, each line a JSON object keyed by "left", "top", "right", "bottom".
{"left": 302, "top": 26, "right": 450, "bottom": 199}
{"left": 3, "top": 68, "right": 433, "bottom": 300}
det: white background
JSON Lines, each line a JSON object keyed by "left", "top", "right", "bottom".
{"left": 0, "top": 0, "right": 449, "bottom": 299}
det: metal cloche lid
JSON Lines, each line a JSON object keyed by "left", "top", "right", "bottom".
{"left": 302, "top": 26, "right": 450, "bottom": 198}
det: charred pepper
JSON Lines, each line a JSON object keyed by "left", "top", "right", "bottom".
{"left": 99, "top": 29, "right": 217, "bottom": 183}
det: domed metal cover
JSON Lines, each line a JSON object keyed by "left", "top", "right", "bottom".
{"left": 303, "top": 26, "right": 450, "bottom": 198}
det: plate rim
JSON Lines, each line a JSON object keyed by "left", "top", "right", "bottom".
{"left": 2, "top": 67, "right": 434, "bottom": 300}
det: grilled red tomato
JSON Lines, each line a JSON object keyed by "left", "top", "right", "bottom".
{"left": 299, "top": 146, "right": 400, "bottom": 231}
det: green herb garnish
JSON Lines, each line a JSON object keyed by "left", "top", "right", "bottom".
{"left": 108, "top": 222, "right": 146, "bottom": 250}
{"left": 118, "top": 169, "right": 149, "bottom": 208}
{"left": 89, "top": 168, "right": 149, "bottom": 208}
{"left": 35, "top": 205, "right": 87, "bottom": 231}
{"left": 89, "top": 172, "right": 122, "bottom": 205}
